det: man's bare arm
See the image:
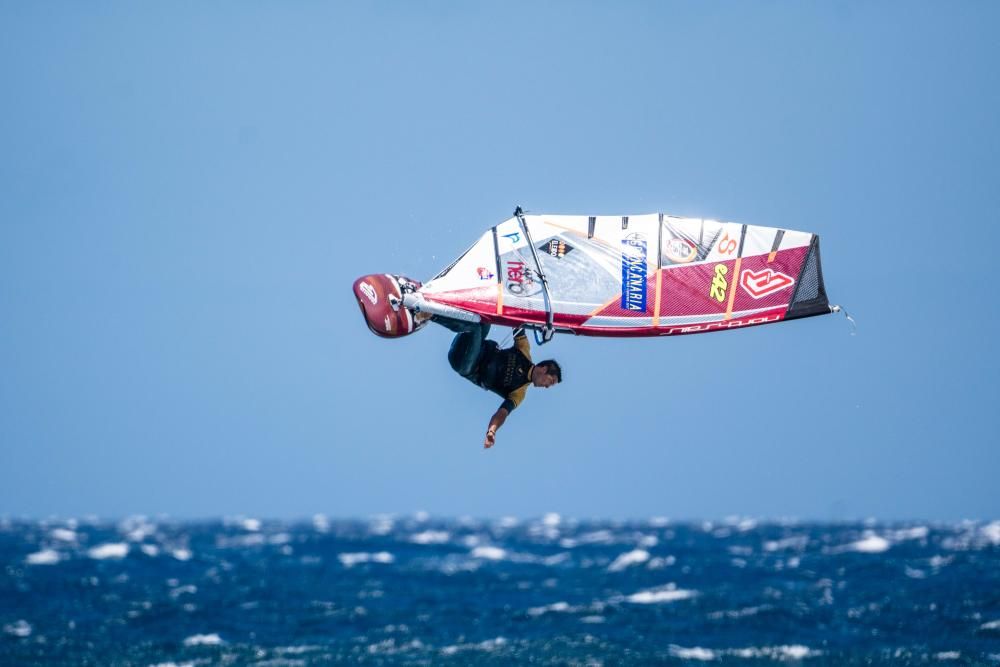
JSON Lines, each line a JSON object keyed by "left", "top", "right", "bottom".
{"left": 484, "top": 407, "right": 509, "bottom": 449}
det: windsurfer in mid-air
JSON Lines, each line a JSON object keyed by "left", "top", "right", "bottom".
{"left": 422, "top": 315, "right": 562, "bottom": 449}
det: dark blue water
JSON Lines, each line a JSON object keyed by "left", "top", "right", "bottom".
{"left": 2, "top": 515, "right": 999, "bottom": 665}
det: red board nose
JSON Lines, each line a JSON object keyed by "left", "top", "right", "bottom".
{"left": 352, "top": 274, "right": 423, "bottom": 338}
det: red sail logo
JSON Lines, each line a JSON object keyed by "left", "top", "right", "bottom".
{"left": 740, "top": 268, "right": 795, "bottom": 299}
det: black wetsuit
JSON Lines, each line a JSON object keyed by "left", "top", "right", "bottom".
{"left": 444, "top": 320, "right": 533, "bottom": 412}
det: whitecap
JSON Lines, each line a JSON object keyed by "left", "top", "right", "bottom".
{"left": 608, "top": 549, "right": 649, "bottom": 572}
{"left": 3, "top": 620, "right": 32, "bottom": 637}
{"left": 528, "top": 602, "right": 582, "bottom": 616}
{"left": 50, "top": 528, "right": 77, "bottom": 542}
{"left": 929, "top": 555, "right": 953, "bottom": 569}
{"left": 183, "top": 633, "right": 223, "bottom": 646}
{"left": 707, "top": 605, "right": 767, "bottom": 620}
{"left": 172, "top": 548, "right": 193, "bottom": 561}
{"left": 141, "top": 544, "right": 160, "bottom": 557}
{"left": 773, "top": 645, "right": 817, "bottom": 659}
{"left": 312, "top": 514, "right": 330, "bottom": 533}
{"left": 979, "top": 619, "right": 1000, "bottom": 630}
{"left": 241, "top": 518, "right": 261, "bottom": 532}
{"left": 669, "top": 645, "right": 716, "bottom": 661}
{"left": 981, "top": 521, "right": 1000, "bottom": 546}
{"left": 25, "top": 549, "right": 61, "bottom": 565}
{"left": 729, "top": 645, "right": 818, "bottom": 659}
{"left": 410, "top": 530, "right": 450, "bottom": 545}
{"left": 561, "top": 529, "right": 615, "bottom": 549}
{"left": 934, "top": 651, "right": 960, "bottom": 660}
{"left": 338, "top": 552, "right": 394, "bottom": 568}
{"left": 440, "top": 637, "right": 507, "bottom": 655}
{"left": 543, "top": 552, "right": 570, "bottom": 566}
{"left": 369, "top": 516, "right": 394, "bottom": 535}
{"left": 169, "top": 585, "right": 197, "bottom": 599}
{"left": 88, "top": 543, "right": 129, "bottom": 559}
{"left": 647, "top": 555, "right": 676, "bottom": 569}
{"left": 625, "top": 584, "right": 698, "bottom": 604}
{"left": 891, "top": 526, "right": 929, "bottom": 541}
{"left": 763, "top": 536, "right": 809, "bottom": 552}
{"left": 413, "top": 510, "right": 430, "bottom": 522}
{"left": 121, "top": 516, "right": 156, "bottom": 542}
{"left": 542, "top": 513, "right": 560, "bottom": 526}
{"left": 638, "top": 534, "right": 659, "bottom": 547}
{"left": 849, "top": 534, "right": 890, "bottom": 553}
{"left": 471, "top": 546, "right": 506, "bottom": 560}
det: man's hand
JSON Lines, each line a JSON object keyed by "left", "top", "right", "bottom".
{"left": 484, "top": 408, "right": 508, "bottom": 450}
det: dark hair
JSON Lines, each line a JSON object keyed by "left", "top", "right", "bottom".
{"left": 536, "top": 359, "right": 562, "bottom": 383}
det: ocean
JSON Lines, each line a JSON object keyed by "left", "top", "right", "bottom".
{"left": 2, "top": 515, "right": 999, "bottom": 665}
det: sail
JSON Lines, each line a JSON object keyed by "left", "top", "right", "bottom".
{"left": 414, "top": 213, "right": 831, "bottom": 337}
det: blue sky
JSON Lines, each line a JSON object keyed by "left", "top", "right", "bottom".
{"left": 2, "top": 1, "right": 997, "bottom": 521}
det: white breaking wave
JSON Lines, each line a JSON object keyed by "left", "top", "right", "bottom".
{"left": 471, "top": 546, "right": 506, "bottom": 560}
{"left": 50, "top": 528, "right": 77, "bottom": 542}
{"left": 670, "top": 645, "right": 715, "bottom": 661}
{"left": 982, "top": 521, "right": 1000, "bottom": 545}
{"left": 87, "top": 543, "right": 129, "bottom": 560}
{"left": 731, "top": 645, "right": 819, "bottom": 659}
{"left": 410, "top": 530, "right": 450, "bottom": 544}
{"left": 369, "top": 516, "right": 394, "bottom": 535}
{"left": 891, "top": 526, "right": 929, "bottom": 541}
{"left": 3, "top": 620, "right": 32, "bottom": 638}
{"left": 850, "top": 534, "right": 891, "bottom": 553}
{"left": 607, "top": 549, "right": 650, "bottom": 572}
{"left": 625, "top": 584, "right": 698, "bottom": 604}
{"left": 25, "top": 549, "right": 61, "bottom": 565}
{"left": 670, "top": 644, "right": 820, "bottom": 661}
{"left": 526, "top": 601, "right": 579, "bottom": 617}
{"left": 559, "top": 529, "right": 615, "bottom": 548}
{"left": 440, "top": 637, "right": 508, "bottom": 655}
{"left": 980, "top": 619, "right": 1000, "bottom": 630}
{"left": 763, "top": 536, "right": 809, "bottom": 552}
{"left": 338, "top": 552, "right": 394, "bottom": 568}
{"left": 183, "top": 633, "right": 223, "bottom": 646}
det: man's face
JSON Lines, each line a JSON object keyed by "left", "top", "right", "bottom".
{"left": 531, "top": 367, "right": 558, "bottom": 388}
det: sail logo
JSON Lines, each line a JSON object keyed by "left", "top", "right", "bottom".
{"left": 360, "top": 282, "right": 378, "bottom": 305}
{"left": 664, "top": 237, "right": 697, "bottom": 264}
{"left": 709, "top": 264, "right": 729, "bottom": 302}
{"left": 505, "top": 260, "right": 535, "bottom": 295}
{"left": 476, "top": 266, "right": 495, "bottom": 280}
{"left": 620, "top": 233, "right": 647, "bottom": 311}
{"left": 740, "top": 268, "right": 794, "bottom": 299}
{"left": 539, "top": 239, "right": 573, "bottom": 259}
{"left": 502, "top": 232, "right": 521, "bottom": 244}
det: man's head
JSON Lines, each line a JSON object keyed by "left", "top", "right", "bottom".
{"left": 531, "top": 359, "right": 562, "bottom": 388}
